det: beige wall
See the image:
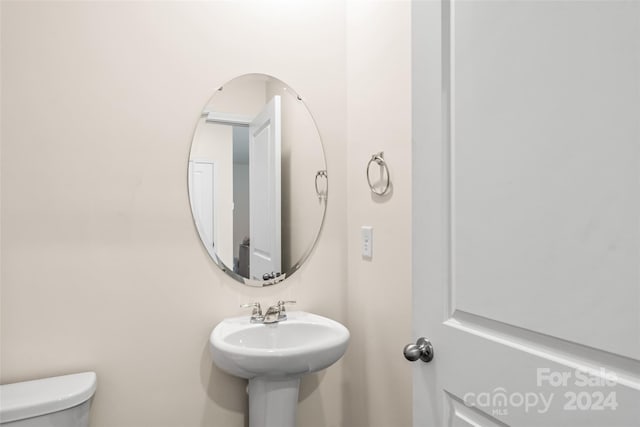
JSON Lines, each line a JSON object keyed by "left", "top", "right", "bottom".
{"left": 344, "top": 2, "right": 413, "bottom": 427}
{"left": 0, "top": 2, "right": 347, "bottom": 426}
{"left": 0, "top": 1, "right": 412, "bottom": 426}
{"left": 204, "top": 75, "right": 267, "bottom": 117}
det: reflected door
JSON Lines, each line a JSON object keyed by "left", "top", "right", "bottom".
{"left": 188, "top": 161, "right": 216, "bottom": 260}
{"left": 412, "top": 1, "right": 640, "bottom": 425}
{"left": 249, "top": 96, "right": 282, "bottom": 280}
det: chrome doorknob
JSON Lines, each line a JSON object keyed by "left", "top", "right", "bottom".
{"left": 403, "top": 337, "right": 434, "bottom": 363}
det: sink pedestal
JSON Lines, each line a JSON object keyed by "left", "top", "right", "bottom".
{"left": 248, "top": 377, "right": 300, "bottom": 427}
{"left": 210, "top": 312, "right": 350, "bottom": 427}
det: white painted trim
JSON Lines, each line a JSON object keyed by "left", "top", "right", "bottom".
{"left": 201, "top": 111, "right": 252, "bottom": 126}
{"left": 188, "top": 159, "right": 219, "bottom": 265}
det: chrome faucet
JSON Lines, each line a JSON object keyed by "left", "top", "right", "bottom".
{"left": 263, "top": 300, "right": 296, "bottom": 324}
{"left": 240, "top": 302, "right": 264, "bottom": 323}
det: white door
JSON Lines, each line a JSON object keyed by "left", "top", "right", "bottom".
{"left": 411, "top": 1, "right": 640, "bottom": 426}
{"left": 188, "top": 160, "right": 216, "bottom": 261}
{"left": 249, "top": 96, "right": 282, "bottom": 280}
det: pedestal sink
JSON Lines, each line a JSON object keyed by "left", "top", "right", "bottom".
{"left": 209, "top": 311, "right": 350, "bottom": 427}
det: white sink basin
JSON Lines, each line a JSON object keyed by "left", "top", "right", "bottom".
{"left": 209, "top": 311, "right": 350, "bottom": 427}
{"left": 209, "top": 311, "right": 350, "bottom": 379}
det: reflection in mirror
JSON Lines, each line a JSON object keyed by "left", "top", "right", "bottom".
{"left": 188, "top": 74, "right": 327, "bottom": 286}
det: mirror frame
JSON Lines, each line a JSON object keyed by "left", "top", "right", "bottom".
{"left": 187, "top": 73, "right": 328, "bottom": 287}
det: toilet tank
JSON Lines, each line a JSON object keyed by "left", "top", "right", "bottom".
{"left": 0, "top": 372, "right": 97, "bottom": 427}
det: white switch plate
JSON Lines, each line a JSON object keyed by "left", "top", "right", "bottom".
{"left": 361, "top": 226, "right": 373, "bottom": 258}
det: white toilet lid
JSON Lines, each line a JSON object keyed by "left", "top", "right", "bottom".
{"left": 0, "top": 372, "right": 96, "bottom": 423}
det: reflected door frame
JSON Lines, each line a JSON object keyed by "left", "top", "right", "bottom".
{"left": 188, "top": 159, "right": 217, "bottom": 262}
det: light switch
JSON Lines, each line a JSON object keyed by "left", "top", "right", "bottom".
{"left": 361, "top": 226, "right": 373, "bottom": 258}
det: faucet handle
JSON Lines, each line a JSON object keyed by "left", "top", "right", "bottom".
{"left": 240, "top": 302, "right": 263, "bottom": 323}
{"left": 277, "top": 300, "right": 296, "bottom": 307}
{"left": 240, "top": 302, "right": 262, "bottom": 312}
{"left": 277, "top": 300, "right": 296, "bottom": 320}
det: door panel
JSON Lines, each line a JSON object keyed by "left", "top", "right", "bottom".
{"left": 445, "top": 393, "right": 507, "bottom": 427}
{"left": 188, "top": 161, "right": 215, "bottom": 259}
{"left": 249, "top": 96, "right": 282, "bottom": 280}
{"left": 412, "top": 1, "right": 640, "bottom": 425}
{"left": 452, "top": 0, "right": 639, "bottom": 360}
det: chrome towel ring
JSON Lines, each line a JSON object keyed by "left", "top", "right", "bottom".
{"left": 366, "top": 152, "right": 390, "bottom": 196}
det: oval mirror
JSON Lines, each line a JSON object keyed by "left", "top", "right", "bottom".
{"left": 188, "top": 74, "right": 327, "bottom": 286}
